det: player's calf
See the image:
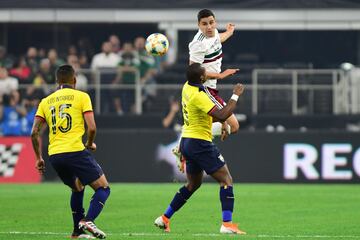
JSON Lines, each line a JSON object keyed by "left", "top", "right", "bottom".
{"left": 86, "top": 187, "right": 110, "bottom": 221}
{"left": 155, "top": 186, "right": 195, "bottom": 233}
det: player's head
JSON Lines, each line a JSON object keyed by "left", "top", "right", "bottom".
{"left": 187, "top": 63, "right": 206, "bottom": 84}
{"left": 197, "top": 9, "right": 217, "bottom": 38}
{"left": 56, "top": 64, "right": 76, "bottom": 86}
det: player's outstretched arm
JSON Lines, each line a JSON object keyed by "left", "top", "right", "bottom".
{"left": 84, "top": 111, "right": 97, "bottom": 151}
{"left": 31, "top": 117, "right": 46, "bottom": 174}
{"left": 206, "top": 68, "right": 239, "bottom": 80}
{"left": 189, "top": 60, "right": 239, "bottom": 80}
{"left": 220, "top": 23, "right": 235, "bottom": 43}
{"left": 209, "top": 83, "right": 244, "bottom": 121}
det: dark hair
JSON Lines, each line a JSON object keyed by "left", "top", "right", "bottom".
{"left": 187, "top": 63, "right": 205, "bottom": 84}
{"left": 197, "top": 9, "right": 215, "bottom": 22}
{"left": 56, "top": 64, "right": 75, "bottom": 84}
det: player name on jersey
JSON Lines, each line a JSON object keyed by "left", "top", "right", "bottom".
{"left": 47, "top": 95, "right": 75, "bottom": 104}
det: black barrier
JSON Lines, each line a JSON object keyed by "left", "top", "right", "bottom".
{"left": 43, "top": 130, "right": 360, "bottom": 183}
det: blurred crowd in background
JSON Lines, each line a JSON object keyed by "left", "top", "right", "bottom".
{"left": 0, "top": 34, "right": 175, "bottom": 136}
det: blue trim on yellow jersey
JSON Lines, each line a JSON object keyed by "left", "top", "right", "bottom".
{"left": 187, "top": 81, "right": 205, "bottom": 92}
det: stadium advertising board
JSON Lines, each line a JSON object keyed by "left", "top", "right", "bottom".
{"left": 0, "top": 137, "right": 40, "bottom": 183}
{"left": 216, "top": 132, "right": 360, "bottom": 183}
{"left": 284, "top": 143, "right": 360, "bottom": 180}
{"left": 43, "top": 131, "right": 360, "bottom": 183}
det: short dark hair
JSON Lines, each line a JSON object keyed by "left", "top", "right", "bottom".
{"left": 197, "top": 9, "right": 215, "bottom": 22}
{"left": 187, "top": 63, "right": 205, "bottom": 84}
{"left": 56, "top": 64, "right": 75, "bottom": 84}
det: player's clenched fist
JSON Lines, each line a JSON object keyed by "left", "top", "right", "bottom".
{"left": 233, "top": 83, "right": 245, "bottom": 96}
{"left": 86, "top": 142, "right": 97, "bottom": 152}
{"left": 226, "top": 23, "right": 235, "bottom": 35}
{"left": 35, "top": 158, "right": 45, "bottom": 174}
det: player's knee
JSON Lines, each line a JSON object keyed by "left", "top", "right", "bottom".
{"left": 230, "top": 121, "right": 239, "bottom": 133}
{"left": 186, "top": 182, "right": 201, "bottom": 192}
{"left": 72, "top": 179, "right": 85, "bottom": 192}
{"left": 220, "top": 175, "right": 233, "bottom": 187}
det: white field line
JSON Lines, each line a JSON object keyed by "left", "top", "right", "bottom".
{"left": 0, "top": 231, "right": 359, "bottom": 238}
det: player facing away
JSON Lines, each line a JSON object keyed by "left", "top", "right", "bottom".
{"left": 31, "top": 65, "right": 110, "bottom": 239}
{"left": 154, "top": 63, "right": 246, "bottom": 235}
{"left": 189, "top": 9, "right": 239, "bottom": 136}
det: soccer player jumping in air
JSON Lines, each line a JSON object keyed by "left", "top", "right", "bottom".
{"left": 173, "top": 9, "right": 240, "bottom": 167}
{"left": 190, "top": 9, "right": 239, "bottom": 136}
{"left": 155, "top": 63, "right": 246, "bottom": 235}
{"left": 31, "top": 65, "right": 110, "bottom": 239}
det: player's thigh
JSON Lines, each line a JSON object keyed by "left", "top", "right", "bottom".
{"left": 49, "top": 154, "right": 77, "bottom": 188}
{"left": 210, "top": 164, "right": 233, "bottom": 186}
{"left": 185, "top": 158, "right": 203, "bottom": 176}
{"left": 226, "top": 114, "right": 239, "bottom": 132}
{"left": 73, "top": 178, "right": 85, "bottom": 192}
{"left": 181, "top": 138, "right": 204, "bottom": 175}
{"left": 205, "top": 88, "right": 239, "bottom": 132}
{"left": 194, "top": 141, "right": 225, "bottom": 175}
{"left": 71, "top": 150, "right": 105, "bottom": 187}
{"left": 205, "top": 87, "right": 225, "bottom": 108}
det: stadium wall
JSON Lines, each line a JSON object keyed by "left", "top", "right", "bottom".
{"left": 38, "top": 130, "right": 360, "bottom": 183}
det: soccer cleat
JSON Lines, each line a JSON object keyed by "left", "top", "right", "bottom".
{"left": 154, "top": 215, "right": 171, "bottom": 232}
{"left": 220, "top": 222, "right": 246, "bottom": 235}
{"left": 70, "top": 229, "right": 95, "bottom": 239}
{"left": 78, "top": 220, "right": 106, "bottom": 239}
{"left": 172, "top": 146, "right": 185, "bottom": 173}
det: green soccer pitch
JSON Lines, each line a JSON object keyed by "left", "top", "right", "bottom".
{"left": 0, "top": 183, "right": 358, "bottom": 239}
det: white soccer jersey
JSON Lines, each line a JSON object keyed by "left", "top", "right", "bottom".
{"left": 189, "top": 29, "right": 222, "bottom": 89}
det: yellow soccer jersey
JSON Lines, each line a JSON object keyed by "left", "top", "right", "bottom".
{"left": 181, "top": 81, "right": 216, "bottom": 142}
{"left": 35, "top": 87, "right": 93, "bottom": 155}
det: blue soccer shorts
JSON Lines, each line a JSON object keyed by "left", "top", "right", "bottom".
{"left": 49, "top": 149, "right": 104, "bottom": 187}
{"left": 180, "top": 137, "right": 225, "bottom": 175}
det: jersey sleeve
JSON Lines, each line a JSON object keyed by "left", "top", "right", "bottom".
{"left": 82, "top": 93, "right": 93, "bottom": 113}
{"left": 189, "top": 41, "right": 206, "bottom": 64}
{"left": 35, "top": 100, "right": 45, "bottom": 120}
{"left": 194, "top": 91, "right": 216, "bottom": 114}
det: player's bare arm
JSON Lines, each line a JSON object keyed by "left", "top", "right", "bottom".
{"left": 189, "top": 60, "right": 239, "bottom": 80}
{"left": 220, "top": 23, "right": 235, "bottom": 43}
{"left": 84, "top": 111, "right": 97, "bottom": 151}
{"left": 206, "top": 68, "right": 239, "bottom": 80}
{"left": 209, "top": 83, "right": 244, "bottom": 121}
{"left": 31, "top": 116, "right": 46, "bottom": 174}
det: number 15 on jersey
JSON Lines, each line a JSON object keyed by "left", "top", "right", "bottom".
{"left": 50, "top": 104, "right": 72, "bottom": 134}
